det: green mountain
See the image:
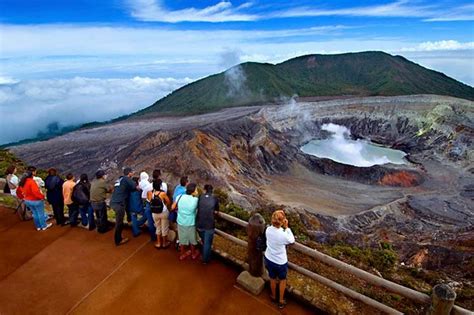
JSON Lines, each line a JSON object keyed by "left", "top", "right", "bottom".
{"left": 137, "top": 51, "right": 473, "bottom": 116}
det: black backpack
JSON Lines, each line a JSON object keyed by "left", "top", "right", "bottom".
{"left": 72, "top": 183, "right": 89, "bottom": 206}
{"left": 256, "top": 227, "right": 268, "bottom": 252}
{"left": 150, "top": 190, "right": 164, "bottom": 214}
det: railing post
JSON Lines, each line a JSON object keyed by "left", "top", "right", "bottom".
{"left": 247, "top": 213, "right": 266, "bottom": 277}
{"left": 427, "top": 284, "right": 456, "bottom": 315}
{"left": 236, "top": 213, "right": 266, "bottom": 295}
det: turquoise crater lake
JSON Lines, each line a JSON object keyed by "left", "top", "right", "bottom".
{"left": 301, "top": 124, "right": 407, "bottom": 167}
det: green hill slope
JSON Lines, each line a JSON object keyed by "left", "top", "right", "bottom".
{"left": 135, "top": 51, "right": 474, "bottom": 116}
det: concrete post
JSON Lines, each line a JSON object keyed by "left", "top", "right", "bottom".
{"left": 247, "top": 213, "right": 266, "bottom": 277}
{"left": 427, "top": 284, "right": 456, "bottom": 315}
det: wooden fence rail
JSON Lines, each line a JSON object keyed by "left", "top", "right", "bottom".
{"left": 215, "top": 212, "right": 472, "bottom": 315}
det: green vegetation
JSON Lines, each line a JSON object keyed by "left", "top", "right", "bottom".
{"left": 325, "top": 242, "right": 398, "bottom": 276}
{"left": 0, "top": 194, "right": 18, "bottom": 208}
{"left": 0, "top": 149, "right": 47, "bottom": 179}
{"left": 0, "top": 149, "right": 27, "bottom": 177}
{"left": 134, "top": 51, "right": 474, "bottom": 117}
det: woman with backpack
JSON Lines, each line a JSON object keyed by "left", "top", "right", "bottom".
{"left": 18, "top": 169, "right": 52, "bottom": 231}
{"left": 147, "top": 179, "right": 171, "bottom": 249}
{"left": 45, "top": 168, "right": 66, "bottom": 226}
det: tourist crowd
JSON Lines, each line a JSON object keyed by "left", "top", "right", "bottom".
{"left": 4, "top": 165, "right": 294, "bottom": 308}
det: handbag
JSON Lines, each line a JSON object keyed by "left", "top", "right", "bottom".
{"left": 256, "top": 227, "right": 267, "bottom": 252}
{"left": 168, "top": 195, "right": 182, "bottom": 223}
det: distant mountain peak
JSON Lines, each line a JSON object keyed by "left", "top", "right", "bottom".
{"left": 134, "top": 51, "right": 474, "bottom": 117}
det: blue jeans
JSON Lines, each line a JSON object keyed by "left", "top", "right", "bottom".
{"left": 78, "top": 204, "right": 96, "bottom": 229}
{"left": 25, "top": 200, "right": 47, "bottom": 229}
{"left": 68, "top": 203, "right": 79, "bottom": 226}
{"left": 88, "top": 205, "right": 96, "bottom": 230}
{"left": 131, "top": 211, "right": 146, "bottom": 236}
{"left": 198, "top": 229, "right": 215, "bottom": 263}
{"left": 131, "top": 202, "right": 156, "bottom": 240}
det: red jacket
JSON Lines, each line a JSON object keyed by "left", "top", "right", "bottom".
{"left": 22, "top": 178, "right": 45, "bottom": 201}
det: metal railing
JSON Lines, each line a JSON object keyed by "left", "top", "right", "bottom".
{"left": 215, "top": 212, "right": 472, "bottom": 315}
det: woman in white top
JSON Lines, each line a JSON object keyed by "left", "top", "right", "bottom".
{"left": 264, "top": 210, "right": 295, "bottom": 309}
{"left": 6, "top": 165, "right": 19, "bottom": 197}
{"left": 139, "top": 172, "right": 153, "bottom": 199}
{"left": 152, "top": 169, "right": 168, "bottom": 193}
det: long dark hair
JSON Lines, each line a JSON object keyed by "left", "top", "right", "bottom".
{"left": 79, "top": 174, "right": 89, "bottom": 184}
{"left": 152, "top": 169, "right": 161, "bottom": 181}
{"left": 186, "top": 183, "right": 197, "bottom": 195}
{"left": 6, "top": 165, "right": 16, "bottom": 175}
{"left": 153, "top": 179, "right": 163, "bottom": 191}
{"left": 48, "top": 168, "right": 57, "bottom": 176}
{"left": 19, "top": 171, "right": 33, "bottom": 187}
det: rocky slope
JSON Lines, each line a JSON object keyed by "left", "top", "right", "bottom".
{"left": 11, "top": 95, "right": 474, "bottom": 293}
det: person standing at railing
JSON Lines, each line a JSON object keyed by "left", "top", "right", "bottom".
{"left": 18, "top": 168, "right": 52, "bottom": 231}
{"left": 264, "top": 210, "right": 295, "bottom": 309}
{"left": 44, "top": 168, "right": 66, "bottom": 226}
{"left": 90, "top": 170, "right": 112, "bottom": 233}
{"left": 196, "top": 184, "right": 219, "bottom": 264}
{"left": 110, "top": 167, "right": 137, "bottom": 246}
{"left": 63, "top": 173, "right": 78, "bottom": 226}
{"left": 172, "top": 183, "right": 199, "bottom": 260}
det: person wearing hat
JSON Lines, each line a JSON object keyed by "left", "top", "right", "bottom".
{"left": 110, "top": 167, "right": 137, "bottom": 245}
{"left": 90, "top": 170, "right": 112, "bottom": 234}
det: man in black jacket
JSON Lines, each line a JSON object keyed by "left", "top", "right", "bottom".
{"left": 110, "top": 167, "right": 136, "bottom": 246}
{"left": 196, "top": 184, "right": 219, "bottom": 264}
{"left": 45, "top": 168, "right": 65, "bottom": 226}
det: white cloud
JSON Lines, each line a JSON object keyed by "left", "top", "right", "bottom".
{"left": 272, "top": 0, "right": 435, "bottom": 19}
{"left": 126, "top": 1, "right": 474, "bottom": 23}
{"left": 0, "top": 24, "right": 352, "bottom": 58}
{"left": 0, "top": 76, "right": 193, "bottom": 144}
{"left": 400, "top": 40, "right": 474, "bottom": 52}
{"left": 0, "top": 76, "right": 19, "bottom": 85}
{"left": 270, "top": 0, "right": 473, "bottom": 22}
{"left": 128, "top": 0, "right": 258, "bottom": 23}
{"left": 423, "top": 4, "right": 474, "bottom": 22}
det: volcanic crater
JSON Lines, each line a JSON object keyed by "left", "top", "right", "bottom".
{"left": 11, "top": 94, "right": 474, "bottom": 277}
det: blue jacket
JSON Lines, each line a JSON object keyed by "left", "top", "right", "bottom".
{"left": 128, "top": 190, "right": 143, "bottom": 213}
{"left": 110, "top": 176, "right": 136, "bottom": 204}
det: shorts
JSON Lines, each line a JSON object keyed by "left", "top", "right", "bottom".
{"left": 177, "top": 224, "right": 197, "bottom": 246}
{"left": 264, "top": 256, "right": 288, "bottom": 280}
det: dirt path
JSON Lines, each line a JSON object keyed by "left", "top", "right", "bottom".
{"left": 0, "top": 206, "right": 315, "bottom": 315}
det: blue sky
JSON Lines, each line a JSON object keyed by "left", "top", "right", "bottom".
{"left": 0, "top": 0, "right": 473, "bottom": 144}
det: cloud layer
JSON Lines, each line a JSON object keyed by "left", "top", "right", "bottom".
{"left": 0, "top": 21, "right": 472, "bottom": 145}
{"left": 0, "top": 76, "right": 192, "bottom": 144}
{"left": 126, "top": 0, "right": 474, "bottom": 23}
{"left": 128, "top": 0, "right": 257, "bottom": 22}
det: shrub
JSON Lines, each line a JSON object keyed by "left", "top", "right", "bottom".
{"left": 369, "top": 248, "right": 398, "bottom": 274}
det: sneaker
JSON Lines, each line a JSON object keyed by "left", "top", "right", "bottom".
{"left": 36, "top": 228, "right": 41, "bottom": 231}
{"left": 278, "top": 300, "right": 287, "bottom": 309}
{"left": 80, "top": 224, "right": 89, "bottom": 230}
{"left": 41, "top": 223, "right": 53, "bottom": 231}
